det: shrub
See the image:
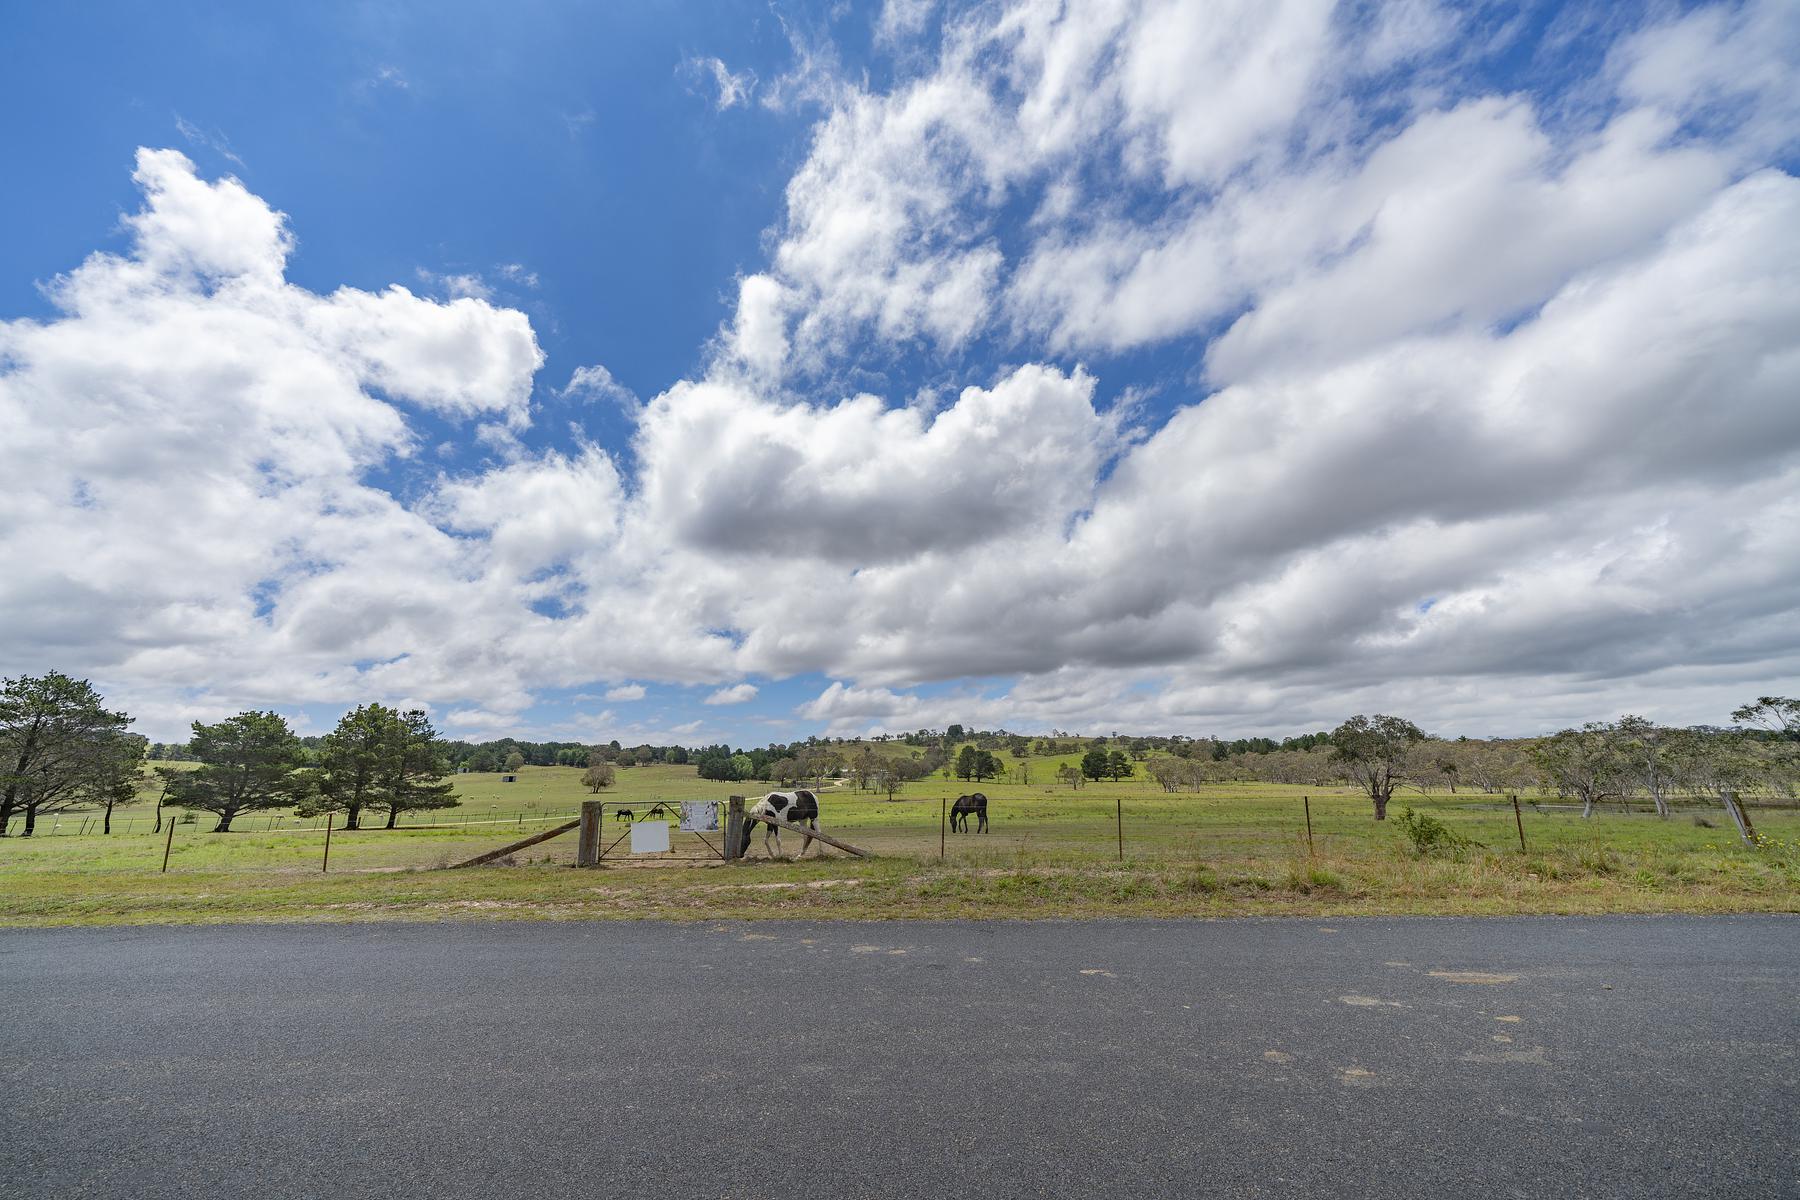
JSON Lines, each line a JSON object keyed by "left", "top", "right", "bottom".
{"left": 1393, "top": 807, "right": 1479, "bottom": 857}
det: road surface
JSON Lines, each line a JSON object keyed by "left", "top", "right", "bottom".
{"left": 3, "top": 916, "right": 1796, "bottom": 1198}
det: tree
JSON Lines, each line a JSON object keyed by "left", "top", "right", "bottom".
{"left": 1616, "top": 715, "right": 1684, "bottom": 819}
{"left": 97, "top": 733, "right": 148, "bottom": 834}
{"left": 1530, "top": 723, "right": 1626, "bottom": 819}
{"left": 371, "top": 710, "right": 458, "bottom": 828}
{"left": 165, "top": 711, "right": 311, "bottom": 832}
{"left": 150, "top": 765, "right": 180, "bottom": 833}
{"left": 302, "top": 704, "right": 394, "bottom": 830}
{"left": 1080, "top": 748, "right": 1110, "bottom": 781}
{"left": 582, "top": 760, "right": 616, "bottom": 793}
{"left": 1330, "top": 714, "right": 1427, "bottom": 820}
{"left": 850, "top": 748, "right": 884, "bottom": 791}
{"left": 695, "top": 748, "right": 742, "bottom": 781}
{"left": 1105, "top": 749, "right": 1133, "bottom": 780}
{"left": 1056, "top": 763, "right": 1086, "bottom": 789}
{"left": 0, "top": 672, "right": 136, "bottom": 837}
{"left": 503, "top": 751, "right": 525, "bottom": 773}
{"left": 955, "top": 745, "right": 980, "bottom": 781}
{"left": 1732, "top": 696, "right": 1800, "bottom": 739}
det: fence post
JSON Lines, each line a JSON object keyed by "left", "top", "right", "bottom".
{"left": 1303, "top": 796, "right": 1315, "bottom": 858}
{"left": 1511, "top": 793, "right": 1527, "bottom": 853}
{"left": 940, "top": 797, "right": 946, "bottom": 860}
{"left": 725, "top": 796, "right": 745, "bottom": 863}
{"left": 576, "top": 801, "right": 602, "bottom": 867}
{"left": 1720, "top": 790, "right": 1758, "bottom": 848}
{"left": 321, "top": 813, "right": 333, "bottom": 873}
{"left": 1116, "top": 797, "right": 1124, "bottom": 861}
{"left": 161, "top": 814, "right": 176, "bottom": 873}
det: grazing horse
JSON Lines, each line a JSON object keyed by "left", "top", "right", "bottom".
{"left": 950, "top": 793, "right": 988, "bottom": 833}
{"left": 739, "top": 790, "right": 821, "bottom": 859}
{"left": 614, "top": 808, "right": 635, "bottom": 823}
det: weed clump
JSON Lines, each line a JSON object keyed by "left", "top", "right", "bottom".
{"left": 1177, "top": 863, "right": 1220, "bottom": 895}
{"left": 1284, "top": 863, "right": 1343, "bottom": 894}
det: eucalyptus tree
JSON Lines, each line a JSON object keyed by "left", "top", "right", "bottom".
{"left": 1731, "top": 697, "right": 1799, "bottom": 739}
{"left": 1616, "top": 716, "right": 1683, "bottom": 818}
{"left": 1530, "top": 723, "right": 1627, "bottom": 818}
{"left": 1330, "top": 714, "right": 1427, "bottom": 820}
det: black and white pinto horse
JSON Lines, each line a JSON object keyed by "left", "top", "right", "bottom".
{"left": 949, "top": 792, "right": 988, "bottom": 833}
{"left": 739, "top": 790, "right": 821, "bottom": 859}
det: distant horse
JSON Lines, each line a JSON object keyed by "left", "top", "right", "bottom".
{"left": 614, "top": 808, "right": 635, "bottom": 823}
{"left": 641, "top": 802, "right": 677, "bottom": 821}
{"left": 739, "top": 790, "right": 821, "bottom": 859}
{"left": 950, "top": 793, "right": 988, "bottom": 833}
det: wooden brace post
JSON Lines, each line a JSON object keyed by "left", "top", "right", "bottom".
{"left": 450, "top": 819, "right": 580, "bottom": 868}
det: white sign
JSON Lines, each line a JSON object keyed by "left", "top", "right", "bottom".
{"left": 630, "top": 821, "right": 671, "bottom": 854}
{"left": 679, "top": 801, "right": 720, "bottom": 832}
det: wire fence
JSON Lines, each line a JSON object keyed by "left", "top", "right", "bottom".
{"left": 5, "top": 788, "right": 1795, "bottom": 875}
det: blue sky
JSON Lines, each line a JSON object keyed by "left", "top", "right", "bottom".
{"left": 2, "top": 0, "right": 1797, "bottom": 746}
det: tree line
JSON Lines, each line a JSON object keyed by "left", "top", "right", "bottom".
{"left": 2, "top": 673, "right": 464, "bottom": 836}
{"left": 1146, "top": 703, "right": 1799, "bottom": 822}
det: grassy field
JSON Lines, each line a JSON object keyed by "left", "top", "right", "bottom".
{"left": 2, "top": 765, "right": 1797, "bottom": 925}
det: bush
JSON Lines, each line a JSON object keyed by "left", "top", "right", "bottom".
{"left": 1394, "top": 807, "right": 1479, "bottom": 857}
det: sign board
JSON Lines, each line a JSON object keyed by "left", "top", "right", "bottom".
{"left": 679, "top": 801, "right": 720, "bottom": 832}
{"left": 630, "top": 821, "right": 671, "bottom": 854}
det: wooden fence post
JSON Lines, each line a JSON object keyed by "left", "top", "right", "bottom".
{"left": 1116, "top": 797, "right": 1124, "bottom": 861}
{"left": 576, "top": 801, "right": 602, "bottom": 866}
{"left": 1721, "top": 790, "right": 1758, "bottom": 848}
{"left": 725, "top": 796, "right": 745, "bottom": 863}
{"left": 160, "top": 814, "right": 176, "bottom": 873}
{"left": 1511, "top": 794, "right": 1527, "bottom": 853}
{"left": 1303, "top": 796, "right": 1315, "bottom": 858}
{"left": 321, "top": 813, "right": 333, "bottom": 873}
{"left": 940, "top": 797, "right": 946, "bottom": 860}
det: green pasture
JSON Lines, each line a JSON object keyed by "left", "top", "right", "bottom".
{"left": 3, "top": 765, "right": 1797, "bottom": 925}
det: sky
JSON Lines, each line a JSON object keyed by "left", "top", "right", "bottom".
{"left": 1, "top": 0, "right": 1797, "bottom": 747}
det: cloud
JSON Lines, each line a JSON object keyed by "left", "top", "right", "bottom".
{"left": 633, "top": 363, "right": 1114, "bottom": 563}
{"left": 682, "top": 55, "right": 756, "bottom": 110}
{"left": 367, "top": 65, "right": 410, "bottom": 91}
{"left": 605, "top": 684, "right": 647, "bottom": 701}
{"left": 562, "top": 364, "right": 639, "bottom": 411}
{"left": 173, "top": 114, "right": 245, "bottom": 167}
{"left": 0, "top": 149, "right": 546, "bottom": 732}
{"left": 8, "top": 1, "right": 1800, "bottom": 743}
{"left": 416, "top": 268, "right": 494, "bottom": 302}
{"left": 704, "top": 683, "right": 759, "bottom": 705}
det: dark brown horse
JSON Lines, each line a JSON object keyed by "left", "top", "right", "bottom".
{"left": 950, "top": 793, "right": 988, "bottom": 833}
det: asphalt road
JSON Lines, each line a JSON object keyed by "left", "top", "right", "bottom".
{"left": 3, "top": 916, "right": 1796, "bottom": 1199}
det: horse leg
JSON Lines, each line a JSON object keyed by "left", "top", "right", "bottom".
{"left": 978, "top": 809, "right": 987, "bottom": 833}
{"left": 799, "top": 817, "right": 816, "bottom": 858}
